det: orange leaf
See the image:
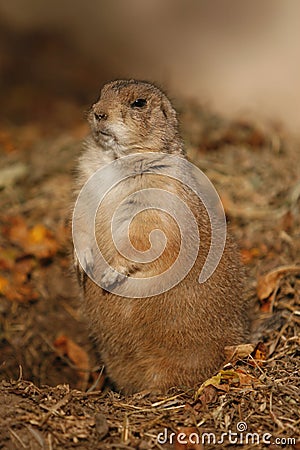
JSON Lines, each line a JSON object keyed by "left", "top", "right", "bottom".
{"left": 54, "top": 335, "right": 90, "bottom": 381}
{"left": 292, "top": 440, "right": 300, "bottom": 450}
{"left": 28, "top": 224, "right": 49, "bottom": 243}
{"left": 0, "top": 130, "right": 17, "bottom": 153}
{"left": 3, "top": 217, "right": 58, "bottom": 260}
{"left": 240, "top": 248, "right": 260, "bottom": 265}
{"left": 175, "top": 427, "right": 203, "bottom": 450}
{"left": 260, "top": 299, "right": 273, "bottom": 313}
{"left": 25, "top": 224, "right": 58, "bottom": 259}
{"left": 4, "top": 216, "right": 28, "bottom": 244}
{"left": 0, "top": 275, "right": 9, "bottom": 293}
{"left": 249, "top": 342, "right": 267, "bottom": 366}
{"left": 2, "top": 280, "right": 38, "bottom": 302}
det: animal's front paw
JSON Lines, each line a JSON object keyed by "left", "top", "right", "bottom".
{"left": 101, "top": 266, "right": 128, "bottom": 290}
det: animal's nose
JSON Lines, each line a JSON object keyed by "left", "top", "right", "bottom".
{"left": 94, "top": 112, "right": 108, "bottom": 121}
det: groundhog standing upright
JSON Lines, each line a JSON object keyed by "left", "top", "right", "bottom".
{"left": 73, "top": 79, "right": 250, "bottom": 394}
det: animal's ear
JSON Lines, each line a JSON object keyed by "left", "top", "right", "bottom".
{"left": 161, "top": 98, "right": 169, "bottom": 119}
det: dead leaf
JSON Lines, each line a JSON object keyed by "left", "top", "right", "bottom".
{"left": 281, "top": 210, "right": 294, "bottom": 232}
{"left": 4, "top": 216, "right": 28, "bottom": 244}
{"left": 95, "top": 413, "right": 109, "bottom": 440}
{"left": 0, "top": 163, "right": 28, "bottom": 188}
{"left": 0, "top": 275, "right": 9, "bottom": 293}
{"left": 249, "top": 342, "right": 267, "bottom": 366}
{"left": 0, "top": 267, "right": 39, "bottom": 302}
{"left": 0, "top": 129, "right": 17, "bottom": 153}
{"left": 0, "top": 248, "right": 39, "bottom": 302}
{"left": 235, "top": 369, "right": 259, "bottom": 386}
{"left": 54, "top": 335, "right": 90, "bottom": 386}
{"left": 195, "top": 369, "right": 239, "bottom": 399}
{"left": 14, "top": 258, "right": 36, "bottom": 277}
{"left": 260, "top": 298, "right": 274, "bottom": 313}
{"left": 257, "top": 265, "right": 300, "bottom": 301}
{"left": 240, "top": 247, "right": 261, "bottom": 264}
{"left": 218, "top": 369, "right": 241, "bottom": 385}
{"left": 195, "top": 367, "right": 260, "bottom": 400}
{"left": 224, "top": 343, "right": 254, "bottom": 363}
{"left": 196, "top": 385, "right": 218, "bottom": 408}
{"left": 3, "top": 217, "right": 58, "bottom": 259}
{"left": 25, "top": 224, "right": 58, "bottom": 259}
{"left": 195, "top": 372, "right": 222, "bottom": 399}
{"left": 175, "top": 427, "right": 203, "bottom": 450}
{"left": 1, "top": 280, "right": 39, "bottom": 302}
{"left": 0, "top": 247, "right": 18, "bottom": 270}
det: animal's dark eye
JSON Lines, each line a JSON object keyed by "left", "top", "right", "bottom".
{"left": 131, "top": 98, "right": 147, "bottom": 108}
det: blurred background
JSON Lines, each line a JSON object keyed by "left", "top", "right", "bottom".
{"left": 1, "top": 0, "right": 300, "bottom": 131}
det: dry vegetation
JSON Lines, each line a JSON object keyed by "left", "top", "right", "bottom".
{"left": 0, "top": 28, "right": 299, "bottom": 450}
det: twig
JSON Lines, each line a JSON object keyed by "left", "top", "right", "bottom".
{"left": 9, "top": 428, "right": 27, "bottom": 448}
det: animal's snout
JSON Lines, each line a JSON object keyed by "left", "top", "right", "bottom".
{"left": 94, "top": 112, "right": 108, "bottom": 121}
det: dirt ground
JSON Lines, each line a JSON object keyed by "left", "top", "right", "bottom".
{"left": 0, "top": 28, "right": 299, "bottom": 450}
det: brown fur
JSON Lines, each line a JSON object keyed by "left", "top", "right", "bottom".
{"left": 74, "top": 79, "right": 250, "bottom": 394}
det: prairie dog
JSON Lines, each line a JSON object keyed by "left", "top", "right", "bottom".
{"left": 74, "top": 79, "right": 250, "bottom": 394}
